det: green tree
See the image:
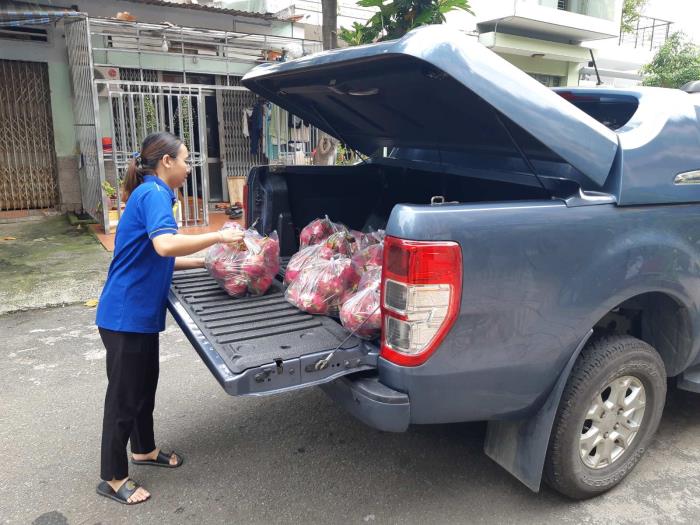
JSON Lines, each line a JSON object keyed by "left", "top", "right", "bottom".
{"left": 621, "top": 0, "right": 647, "bottom": 35}
{"left": 339, "top": 0, "right": 473, "bottom": 46}
{"left": 641, "top": 32, "right": 700, "bottom": 88}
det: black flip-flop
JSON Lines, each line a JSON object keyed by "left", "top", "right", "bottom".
{"left": 132, "top": 450, "right": 184, "bottom": 468}
{"left": 96, "top": 479, "right": 149, "bottom": 505}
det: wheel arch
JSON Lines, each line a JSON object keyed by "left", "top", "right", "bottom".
{"left": 592, "top": 290, "right": 695, "bottom": 376}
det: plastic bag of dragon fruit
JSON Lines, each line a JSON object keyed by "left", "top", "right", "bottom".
{"left": 284, "top": 231, "right": 358, "bottom": 285}
{"left": 285, "top": 254, "right": 360, "bottom": 316}
{"left": 205, "top": 223, "right": 280, "bottom": 298}
{"left": 299, "top": 215, "right": 347, "bottom": 249}
{"left": 284, "top": 243, "right": 333, "bottom": 285}
{"left": 340, "top": 268, "right": 381, "bottom": 340}
{"left": 351, "top": 241, "right": 384, "bottom": 274}
{"left": 347, "top": 228, "right": 385, "bottom": 252}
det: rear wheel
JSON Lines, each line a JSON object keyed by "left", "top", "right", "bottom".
{"left": 544, "top": 335, "right": 666, "bottom": 499}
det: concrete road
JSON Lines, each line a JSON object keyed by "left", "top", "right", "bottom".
{"left": 3, "top": 305, "right": 700, "bottom": 525}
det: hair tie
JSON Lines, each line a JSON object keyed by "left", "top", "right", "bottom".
{"left": 133, "top": 151, "right": 143, "bottom": 168}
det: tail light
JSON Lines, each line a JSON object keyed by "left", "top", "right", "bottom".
{"left": 243, "top": 182, "right": 249, "bottom": 228}
{"left": 380, "top": 236, "right": 462, "bottom": 367}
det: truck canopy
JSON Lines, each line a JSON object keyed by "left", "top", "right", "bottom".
{"left": 555, "top": 87, "right": 700, "bottom": 205}
{"left": 242, "top": 25, "right": 620, "bottom": 191}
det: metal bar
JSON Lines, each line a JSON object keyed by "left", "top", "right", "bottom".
{"left": 94, "top": 79, "right": 249, "bottom": 92}
{"left": 140, "top": 92, "right": 147, "bottom": 143}
{"left": 108, "top": 91, "right": 123, "bottom": 220}
{"left": 128, "top": 93, "right": 138, "bottom": 154}
{"left": 188, "top": 91, "right": 199, "bottom": 224}
{"left": 178, "top": 94, "right": 190, "bottom": 225}
{"left": 198, "top": 90, "right": 209, "bottom": 225}
{"left": 167, "top": 87, "right": 174, "bottom": 135}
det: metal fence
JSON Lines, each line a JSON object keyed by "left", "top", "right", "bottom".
{"left": 619, "top": 16, "right": 672, "bottom": 51}
{"left": 100, "top": 78, "right": 327, "bottom": 228}
{"left": 0, "top": 59, "right": 58, "bottom": 211}
{"left": 101, "top": 80, "right": 210, "bottom": 228}
{"left": 65, "top": 18, "right": 107, "bottom": 229}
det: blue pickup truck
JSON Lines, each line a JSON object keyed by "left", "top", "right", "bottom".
{"left": 168, "top": 26, "right": 700, "bottom": 499}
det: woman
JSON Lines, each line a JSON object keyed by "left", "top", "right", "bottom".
{"left": 95, "top": 132, "right": 243, "bottom": 505}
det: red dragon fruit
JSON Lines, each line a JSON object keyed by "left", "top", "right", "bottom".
{"left": 285, "top": 255, "right": 360, "bottom": 316}
{"left": 358, "top": 266, "right": 382, "bottom": 291}
{"left": 205, "top": 227, "right": 280, "bottom": 298}
{"left": 351, "top": 242, "right": 384, "bottom": 273}
{"left": 284, "top": 243, "right": 335, "bottom": 285}
{"left": 322, "top": 231, "right": 357, "bottom": 256}
{"left": 298, "top": 216, "right": 347, "bottom": 249}
{"left": 340, "top": 277, "right": 382, "bottom": 340}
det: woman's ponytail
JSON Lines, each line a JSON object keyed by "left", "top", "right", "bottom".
{"left": 120, "top": 132, "right": 182, "bottom": 201}
{"left": 122, "top": 155, "right": 144, "bottom": 201}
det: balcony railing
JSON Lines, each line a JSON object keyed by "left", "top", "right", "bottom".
{"left": 618, "top": 16, "right": 672, "bottom": 51}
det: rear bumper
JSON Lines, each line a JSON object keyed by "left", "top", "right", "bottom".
{"left": 320, "top": 374, "right": 410, "bottom": 432}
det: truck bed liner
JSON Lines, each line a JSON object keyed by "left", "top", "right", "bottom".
{"left": 170, "top": 269, "right": 356, "bottom": 375}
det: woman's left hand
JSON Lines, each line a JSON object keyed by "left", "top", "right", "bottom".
{"left": 174, "top": 257, "right": 206, "bottom": 270}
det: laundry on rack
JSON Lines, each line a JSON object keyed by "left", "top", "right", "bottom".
{"left": 242, "top": 108, "right": 253, "bottom": 138}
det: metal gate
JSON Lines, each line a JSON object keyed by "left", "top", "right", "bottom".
{"left": 219, "top": 83, "right": 322, "bottom": 178}
{"left": 65, "top": 18, "right": 107, "bottom": 229}
{"left": 101, "top": 80, "right": 209, "bottom": 228}
{"left": 0, "top": 59, "right": 58, "bottom": 210}
{"left": 220, "top": 86, "right": 266, "bottom": 178}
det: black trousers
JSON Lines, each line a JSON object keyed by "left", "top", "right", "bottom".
{"left": 99, "top": 327, "right": 159, "bottom": 481}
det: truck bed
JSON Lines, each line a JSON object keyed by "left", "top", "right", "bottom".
{"left": 167, "top": 268, "right": 377, "bottom": 396}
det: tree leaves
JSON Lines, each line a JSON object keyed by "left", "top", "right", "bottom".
{"left": 641, "top": 32, "right": 700, "bottom": 88}
{"left": 621, "top": 0, "right": 647, "bottom": 35}
{"left": 339, "top": 0, "right": 473, "bottom": 46}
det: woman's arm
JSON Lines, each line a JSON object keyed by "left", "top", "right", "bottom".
{"left": 174, "top": 257, "right": 205, "bottom": 270}
{"left": 152, "top": 229, "right": 243, "bottom": 258}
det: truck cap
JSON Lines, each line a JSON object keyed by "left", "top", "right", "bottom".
{"left": 243, "top": 25, "right": 619, "bottom": 189}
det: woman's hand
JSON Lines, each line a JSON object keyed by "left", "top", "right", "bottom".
{"left": 153, "top": 229, "right": 245, "bottom": 258}
{"left": 219, "top": 229, "right": 245, "bottom": 244}
{"left": 174, "top": 257, "right": 205, "bottom": 270}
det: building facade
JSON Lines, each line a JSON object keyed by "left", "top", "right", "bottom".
{"left": 0, "top": 0, "right": 318, "bottom": 230}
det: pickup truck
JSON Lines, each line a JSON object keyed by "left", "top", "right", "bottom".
{"left": 167, "top": 25, "right": 700, "bottom": 499}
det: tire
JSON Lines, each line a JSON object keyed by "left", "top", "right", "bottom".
{"left": 544, "top": 335, "right": 666, "bottom": 499}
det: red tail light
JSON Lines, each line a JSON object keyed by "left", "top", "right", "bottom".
{"left": 380, "top": 236, "right": 462, "bottom": 367}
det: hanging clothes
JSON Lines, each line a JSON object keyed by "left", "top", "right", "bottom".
{"left": 249, "top": 100, "right": 264, "bottom": 156}
{"left": 288, "top": 113, "right": 311, "bottom": 149}
{"left": 242, "top": 108, "right": 253, "bottom": 138}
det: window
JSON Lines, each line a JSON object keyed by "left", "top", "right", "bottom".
{"left": 556, "top": 92, "right": 639, "bottom": 130}
{"left": 0, "top": 26, "right": 48, "bottom": 43}
{"left": 529, "top": 73, "right": 562, "bottom": 87}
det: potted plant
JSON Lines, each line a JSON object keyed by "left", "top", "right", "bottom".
{"left": 102, "top": 180, "right": 118, "bottom": 210}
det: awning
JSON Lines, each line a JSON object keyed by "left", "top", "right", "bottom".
{"left": 0, "top": 1, "right": 84, "bottom": 27}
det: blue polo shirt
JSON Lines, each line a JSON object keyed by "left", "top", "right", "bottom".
{"left": 96, "top": 175, "right": 178, "bottom": 333}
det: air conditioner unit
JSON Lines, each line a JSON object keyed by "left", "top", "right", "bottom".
{"left": 94, "top": 66, "right": 121, "bottom": 97}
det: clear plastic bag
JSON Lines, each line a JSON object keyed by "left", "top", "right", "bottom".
{"left": 299, "top": 215, "right": 347, "bottom": 249}
{"left": 205, "top": 226, "right": 280, "bottom": 298}
{"left": 285, "top": 230, "right": 358, "bottom": 286}
{"left": 340, "top": 278, "right": 381, "bottom": 340}
{"left": 284, "top": 243, "right": 334, "bottom": 285}
{"left": 358, "top": 265, "right": 382, "bottom": 291}
{"left": 323, "top": 230, "right": 357, "bottom": 256}
{"left": 285, "top": 255, "right": 360, "bottom": 316}
{"left": 351, "top": 242, "right": 384, "bottom": 273}
{"left": 364, "top": 229, "right": 385, "bottom": 246}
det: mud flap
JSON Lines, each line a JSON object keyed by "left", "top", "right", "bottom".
{"left": 484, "top": 330, "right": 593, "bottom": 492}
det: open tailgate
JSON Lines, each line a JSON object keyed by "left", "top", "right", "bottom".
{"left": 167, "top": 268, "right": 377, "bottom": 396}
